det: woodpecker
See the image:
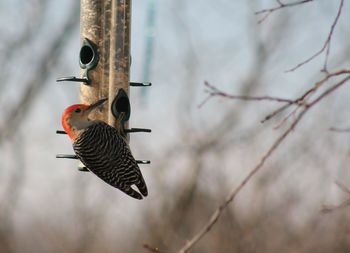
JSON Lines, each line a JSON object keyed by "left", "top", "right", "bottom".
{"left": 61, "top": 98, "right": 148, "bottom": 200}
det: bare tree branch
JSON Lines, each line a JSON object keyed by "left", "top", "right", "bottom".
{"left": 199, "top": 81, "right": 294, "bottom": 108}
{"left": 335, "top": 181, "right": 350, "bottom": 196}
{"left": 272, "top": 106, "right": 299, "bottom": 129}
{"left": 329, "top": 127, "right": 350, "bottom": 133}
{"left": 255, "top": 0, "right": 314, "bottom": 24}
{"left": 321, "top": 181, "right": 350, "bottom": 213}
{"left": 262, "top": 69, "right": 350, "bottom": 123}
{"left": 202, "top": 69, "right": 350, "bottom": 126}
{"left": 177, "top": 72, "right": 350, "bottom": 253}
{"left": 286, "top": 0, "right": 344, "bottom": 72}
{"left": 321, "top": 199, "right": 350, "bottom": 213}
{"left": 256, "top": 0, "right": 344, "bottom": 73}
{"left": 143, "top": 243, "right": 166, "bottom": 253}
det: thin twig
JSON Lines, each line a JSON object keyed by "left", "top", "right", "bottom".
{"left": 178, "top": 74, "right": 350, "bottom": 253}
{"left": 321, "top": 199, "right": 350, "bottom": 214}
{"left": 143, "top": 243, "right": 166, "bottom": 253}
{"left": 286, "top": 0, "right": 344, "bottom": 72}
{"left": 272, "top": 106, "right": 299, "bottom": 129}
{"left": 335, "top": 181, "right": 350, "bottom": 196}
{"left": 298, "top": 69, "right": 350, "bottom": 101}
{"left": 202, "top": 69, "right": 350, "bottom": 124}
{"left": 306, "top": 75, "right": 350, "bottom": 107}
{"left": 255, "top": 0, "right": 313, "bottom": 14}
{"left": 178, "top": 110, "right": 306, "bottom": 253}
{"left": 262, "top": 69, "right": 350, "bottom": 123}
{"left": 329, "top": 127, "right": 350, "bottom": 133}
{"left": 261, "top": 103, "right": 293, "bottom": 123}
{"left": 255, "top": 0, "right": 313, "bottom": 24}
{"left": 321, "top": 181, "right": 350, "bottom": 213}
{"left": 199, "top": 81, "right": 294, "bottom": 108}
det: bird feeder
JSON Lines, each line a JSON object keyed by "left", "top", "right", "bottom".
{"left": 56, "top": 0, "right": 151, "bottom": 168}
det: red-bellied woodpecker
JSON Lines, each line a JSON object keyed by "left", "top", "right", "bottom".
{"left": 61, "top": 98, "right": 148, "bottom": 200}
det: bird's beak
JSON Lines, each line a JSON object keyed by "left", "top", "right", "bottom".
{"left": 87, "top": 97, "right": 108, "bottom": 111}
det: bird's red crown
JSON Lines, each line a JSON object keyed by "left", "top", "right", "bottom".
{"left": 61, "top": 104, "right": 89, "bottom": 140}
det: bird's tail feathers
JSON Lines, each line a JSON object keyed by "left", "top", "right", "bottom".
{"left": 136, "top": 176, "right": 148, "bottom": 197}
{"left": 121, "top": 186, "right": 143, "bottom": 200}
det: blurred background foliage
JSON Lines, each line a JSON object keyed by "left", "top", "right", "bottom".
{"left": 0, "top": 0, "right": 350, "bottom": 252}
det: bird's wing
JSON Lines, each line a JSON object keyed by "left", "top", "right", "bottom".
{"left": 73, "top": 121, "right": 148, "bottom": 199}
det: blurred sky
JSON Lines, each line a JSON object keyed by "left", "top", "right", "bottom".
{"left": 0, "top": 0, "right": 350, "bottom": 249}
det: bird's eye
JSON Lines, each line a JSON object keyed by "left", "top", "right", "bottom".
{"left": 75, "top": 108, "right": 81, "bottom": 113}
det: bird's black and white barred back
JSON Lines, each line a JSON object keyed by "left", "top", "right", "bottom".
{"left": 73, "top": 121, "right": 148, "bottom": 199}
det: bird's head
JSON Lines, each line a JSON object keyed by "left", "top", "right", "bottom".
{"left": 61, "top": 98, "right": 107, "bottom": 140}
